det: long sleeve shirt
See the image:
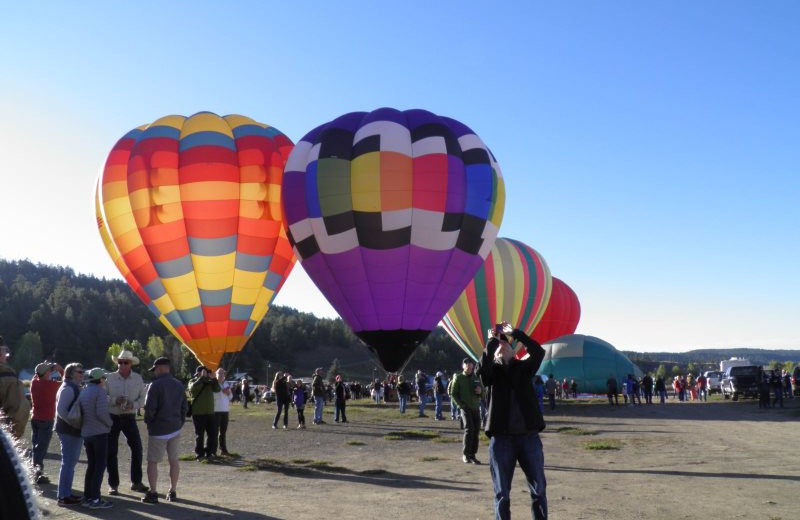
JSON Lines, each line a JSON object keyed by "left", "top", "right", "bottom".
{"left": 105, "top": 370, "right": 146, "bottom": 415}
{"left": 79, "top": 382, "right": 112, "bottom": 437}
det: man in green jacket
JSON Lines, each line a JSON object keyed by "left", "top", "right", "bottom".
{"left": 449, "top": 357, "right": 483, "bottom": 464}
{"left": 189, "top": 366, "right": 221, "bottom": 460}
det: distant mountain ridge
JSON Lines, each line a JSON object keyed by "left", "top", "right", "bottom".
{"left": 623, "top": 348, "right": 800, "bottom": 366}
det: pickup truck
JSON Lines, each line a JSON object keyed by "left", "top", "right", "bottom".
{"left": 721, "top": 365, "right": 762, "bottom": 401}
{"left": 703, "top": 370, "right": 723, "bottom": 394}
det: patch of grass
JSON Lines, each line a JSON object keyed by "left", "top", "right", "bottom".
{"left": 291, "top": 458, "right": 314, "bottom": 464}
{"left": 382, "top": 429, "right": 440, "bottom": 440}
{"left": 178, "top": 454, "right": 196, "bottom": 461}
{"left": 584, "top": 440, "right": 623, "bottom": 451}
{"left": 433, "top": 437, "right": 461, "bottom": 444}
{"left": 556, "top": 426, "right": 597, "bottom": 436}
{"left": 238, "top": 464, "right": 258, "bottom": 471}
{"left": 419, "top": 456, "right": 443, "bottom": 462}
{"left": 346, "top": 440, "right": 366, "bottom": 446}
{"left": 220, "top": 451, "right": 241, "bottom": 458}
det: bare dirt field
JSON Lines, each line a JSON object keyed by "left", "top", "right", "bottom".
{"left": 31, "top": 395, "right": 799, "bottom": 519}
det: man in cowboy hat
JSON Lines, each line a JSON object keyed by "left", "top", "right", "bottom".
{"left": 105, "top": 349, "right": 149, "bottom": 495}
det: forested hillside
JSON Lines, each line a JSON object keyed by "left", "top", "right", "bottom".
{"left": 0, "top": 259, "right": 465, "bottom": 380}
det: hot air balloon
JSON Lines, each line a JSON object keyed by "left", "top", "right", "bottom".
{"left": 96, "top": 112, "right": 295, "bottom": 370}
{"left": 281, "top": 108, "right": 505, "bottom": 371}
{"left": 532, "top": 277, "right": 580, "bottom": 344}
{"left": 441, "top": 238, "right": 552, "bottom": 362}
{"left": 537, "top": 334, "right": 642, "bottom": 394}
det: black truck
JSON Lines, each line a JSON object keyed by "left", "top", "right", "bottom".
{"left": 720, "top": 365, "right": 762, "bottom": 401}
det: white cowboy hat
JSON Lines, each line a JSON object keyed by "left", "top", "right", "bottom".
{"left": 112, "top": 350, "right": 140, "bottom": 366}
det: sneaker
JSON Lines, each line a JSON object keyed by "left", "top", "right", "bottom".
{"left": 57, "top": 496, "right": 82, "bottom": 507}
{"left": 88, "top": 499, "right": 113, "bottom": 510}
{"left": 142, "top": 491, "right": 159, "bottom": 504}
{"left": 297, "top": 424, "right": 303, "bottom": 429}
{"left": 108, "top": 487, "right": 119, "bottom": 496}
{"left": 283, "top": 425, "right": 287, "bottom": 429}
{"left": 221, "top": 450, "right": 230, "bottom": 456}
{"left": 462, "top": 455, "right": 471, "bottom": 464}
{"left": 166, "top": 490, "right": 177, "bottom": 502}
{"left": 35, "top": 473, "right": 50, "bottom": 485}
{"left": 130, "top": 482, "right": 149, "bottom": 493}
{"left": 469, "top": 457, "right": 482, "bottom": 465}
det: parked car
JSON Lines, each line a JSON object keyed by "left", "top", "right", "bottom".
{"left": 703, "top": 370, "right": 723, "bottom": 394}
{"left": 721, "top": 365, "right": 762, "bottom": 401}
{"left": 792, "top": 366, "right": 800, "bottom": 397}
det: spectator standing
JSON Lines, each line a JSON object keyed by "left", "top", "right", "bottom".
{"left": 334, "top": 375, "right": 348, "bottom": 423}
{"left": 641, "top": 373, "right": 653, "bottom": 404}
{"left": 292, "top": 381, "right": 307, "bottom": 429}
{"left": 397, "top": 376, "right": 411, "bottom": 413}
{"left": 606, "top": 375, "right": 619, "bottom": 406}
{"left": 141, "top": 357, "right": 188, "bottom": 505}
{"left": 213, "top": 368, "right": 232, "bottom": 455}
{"left": 29, "top": 361, "right": 64, "bottom": 484}
{"left": 433, "top": 372, "right": 446, "bottom": 420}
{"left": 534, "top": 376, "right": 545, "bottom": 413}
{"left": 544, "top": 375, "right": 557, "bottom": 411}
{"left": 189, "top": 366, "right": 220, "bottom": 460}
{"left": 415, "top": 370, "right": 428, "bottom": 417}
{"left": 479, "top": 323, "right": 548, "bottom": 520}
{"left": 272, "top": 372, "right": 290, "bottom": 429}
{"left": 0, "top": 337, "right": 30, "bottom": 439}
{"left": 312, "top": 368, "right": 326, "bottom": 425}
{"left": 570, "top": 379, "right": 578, "bottom": 399}
{"left": 54, "top": 363, "right": 84, "bottom": 506}
{"left": 105, "top": 350, "right": 148, "bottom": 495}
{"left": 449, "top": 358, "right": 482, "bottom": 464}
{"left": 240, "top": 377, "right": 250, "bottom": 408}
{"left": 770, "top": 370, "right": 784, "bottom": 408}
{"left": 655, "top": 376, "right": 667, "bottom": 404}
{"left": 695, "top": 373, "right": 707, "bottom": 402}
{"left": 79, "top": 367, "right": 113, "bottom": 509}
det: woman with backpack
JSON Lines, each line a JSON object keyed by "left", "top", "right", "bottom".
{"left": 54, "top": 363, "right": 85, "bottom": 507}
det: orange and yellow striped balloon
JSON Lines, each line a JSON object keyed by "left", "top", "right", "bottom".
{"left": 96, "top": 112, "right": 295, "bottom": 369}
{"left": 441, "top": 238, "right": 552, "bottom": 361}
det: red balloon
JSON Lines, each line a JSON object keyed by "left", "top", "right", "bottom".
{"left": 516, "top": 277, "right": 580, "bottom": 359}
{"left": 533, "top": 277, "right": 580, "bottom": 344}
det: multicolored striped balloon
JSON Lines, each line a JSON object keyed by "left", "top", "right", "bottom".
{"left": 442, "top": 237, "right": 552, "bottom": 361}
{"left": 282, "top": 108, "right": 505, "bottom": 371}
{"left": 96, "top": 112, "right": 295, "bottom": 369}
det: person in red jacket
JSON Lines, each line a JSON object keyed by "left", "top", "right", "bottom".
{"left": 30, "top": 361, "right": 64, "bottom": 484}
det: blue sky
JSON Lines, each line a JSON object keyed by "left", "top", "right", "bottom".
{"left": 1, "top": 2, "right": 798, "bottom": 351}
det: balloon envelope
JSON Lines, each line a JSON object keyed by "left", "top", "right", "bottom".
{"left": 96, "top": 112, "right": 295, "bottom": 369}
{"left": 537, "top": 334, "right": 643, "bottom": 394}
{"left": 442, "top": 238, "right": 551, "bottom": 361}
{"left": 282, "top": 108, "right": 505, "bottom": 371}
{"left": 532, "top": 277, "right": 580, "bottom": 344}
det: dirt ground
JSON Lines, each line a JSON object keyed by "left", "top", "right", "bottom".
{"left": 29, "top": 394, "right": 799, "bottom": 520}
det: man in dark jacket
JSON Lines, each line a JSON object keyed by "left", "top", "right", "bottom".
{"left": 478, "top": 323, "right": 547, "bottom": 520}
{"left": 142, "top": 357, "right": 188, "bottom": 504}
{"left": 189, "top": 366, "right": 221, "bottom": 460}
{"left": 312, "top": 368, "right": 325, "bottom": 424}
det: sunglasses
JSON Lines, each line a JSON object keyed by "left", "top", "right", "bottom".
{"left": 118, "top": 361, "right": 131, "bottom": 365}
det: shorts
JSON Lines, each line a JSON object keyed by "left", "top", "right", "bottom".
{"left": 147, "top": 434, "right": 180, "bottom": 463}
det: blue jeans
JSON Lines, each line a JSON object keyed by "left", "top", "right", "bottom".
{"left": 84, "top": 433, "right": 109, "bottom": 501}
{"left": 489, "top": 433, "right": 547, "bottom": 520}
{"left": 658, "top": 390, "right": 667, "bottom": 404}
{"left": 314, "top": 396, "right": 324, "bottom": 423}
{"left": 398, "top": 395, "right": 407, "bottom": 413}
{"left": 30, "top": 419, "right": 54, "bottom": 469}
{"left": 451, "top": 402, "right": 459, "bottom": 420}
{"left": 434, "top": 394, "right": 444, "bottom": 419}
{"left": 417, "top": 394, "right": 427, "bottom": 416}
{"left": 57, "top": 432, "right": 83, "bottom": 499}
{"left": 107, "top": 414, "right": 143, "bottom": 488}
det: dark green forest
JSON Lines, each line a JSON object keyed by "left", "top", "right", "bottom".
{"left": 0, "top": 259, "right": 465, "bottom": 381}
{"left": 2, "top": 258, "right": 797, "bottom": 383}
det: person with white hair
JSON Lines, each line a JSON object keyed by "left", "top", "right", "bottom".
{"left": 433, "top": 371, "right": 447, "bottom": 420}
{"left": 105, "top": 350, "right": 148, "bottom": 495}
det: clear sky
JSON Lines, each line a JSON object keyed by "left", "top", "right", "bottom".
{"left": 1, "top": 2, "right": 798, "bottom": 352}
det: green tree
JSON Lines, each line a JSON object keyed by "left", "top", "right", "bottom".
{"left": 11, "top": 331, "right": 43, "bottom": 371}
{"left": 687, "top": 362, "right": 699, "bottom": 375}
{"left": 671, "top": 365, "right": 682, "bottom": 377}
{"left": 782, "top": 361, "right": 796, "bottom": 373}
{"left": 655, "top": 364, "right": 668, "bottom": 381}
{"left": 767, "top": 360, "right": 781, "bottom": 371}
{"left": 326, "top": 358, "right": 341, "bottom": 382}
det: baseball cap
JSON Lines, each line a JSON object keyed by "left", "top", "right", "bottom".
{"left": 35, "top": 362, "right": 56, "bottom": 376}
{"left": 149, "top": 357, "right": 171, "bottom": 372}
{"left": 462, "top": 357, "right": 475, "bottom": 365}
{"left": 87, "top": 367, "right": 108, "bottom": 382}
